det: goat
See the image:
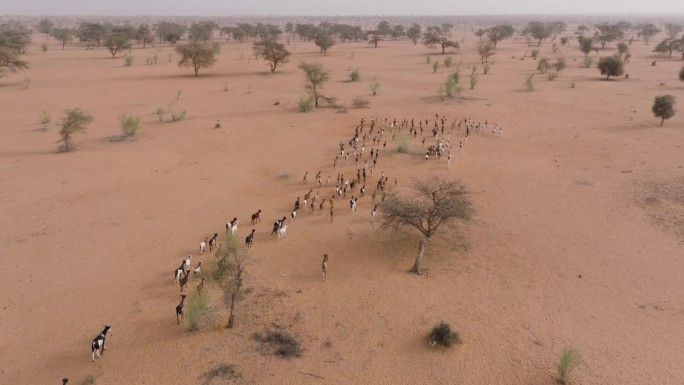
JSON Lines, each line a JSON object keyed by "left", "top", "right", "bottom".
{"left": 199, "top": 237, "right": 208, "bottom": 254}
{"left": 179, "top": 270, "right": 190, "bottom": 293}
{"left": 176, "top": 295, "right": 186, "bottom": 324}
{"left": 208, "top": 233, "right": 218, "bottom": 252}
{"left": 277, "top": 225, "right": 288, "bottom": 240}
{"left": 62, "top": 379, "right": 69, "bottom": 385}
{"left": 196, "top": 278, "right": 205, "bottom": 295}
{"left": 193, "top": 261, "right": 202, "bottom": 276}
{"left": 250, "top": 210, "right": 262, "bottom": 225}
{"left": 245, "top": 229, "right": 255, "bottom": 248}
{"left": 227, "top": 217, "right": 238, "bottom": 235}
{"left": 174, "top": 267, "right": 184, "bottom": 283}
{"left": 183, "top": 255, "right": 192, "bottom": 274}
{"left": 291, "top": 209, "right": 297, "bottom": 221}
{"left": 371, "top": 205, "right": 378, "bottom": 223}
{"left": 91, "top": 325, "right": 111, "bottom": 362}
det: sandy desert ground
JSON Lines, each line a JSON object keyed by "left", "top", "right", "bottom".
{"left": 1, "top": 24, "right": 683, "bottom": 385}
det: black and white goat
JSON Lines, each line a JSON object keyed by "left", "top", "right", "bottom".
{"left": 176, "top": 294, "right": 186, "bottom": 324}
{"left": 208, "top": 233, "right": 218, "bottom": 252}
{"left": 277, "top": 224, "right": 288, "bottom": 240}
{"left": 193, "top": 261, "right": 202, "bottom": 276}
{"left": 226, "top": 217, "right": 238, "bottom": 236}
{"left": 91, "top": 325, "right": 111, "bottom": 362}
{"left": 245, "top": 229, "right": 256, "bottom": 248}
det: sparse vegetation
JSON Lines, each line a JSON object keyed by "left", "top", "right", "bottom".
{"left": 212, "top": 234, "right": 250, "bottom": 328}
{"left": 124, "top": 56, "right": 133, "bottom": 67}
{"left": 41, "top": 43, "right": 47, "bottom": 52}
{"left": 444, "top": 56, "right": 453, "bottom": 68}
{"left": 176, "top": 43, "right": 217, "bottom": 76}
{"left": 298, "top": 61, "right": 333, "bottom": 108}
{"left": 556, "top": 347, "right": 582, "bottom": 385}
{"left": 350, "top": 68, "right": 360, "bottom": 81}
{"left": 171, "top": 109, "right": 187, "bottom": 122}
{"left": 530, "top": 49, "right": 540, "bottom": 58}
{"left": 57, "top": 108, "right": 93, "bottom": 152}
{"left": 223, "top": 80, "right": 229, "bottom": 91}
{"left": 469, "top": 68, "right": 478, "bottom": 90}
{"left": 187, "top": 290, "right": 209, "bottom": 331}
{"left": 432, "top": 60, "right": 439, "bottom": 73}
{"left": 440, "top": 72, "right": 463, "bottom": 99}
{"left": 253, "top": 330, "right": 303, "bottom": 358}
{"left": 524, "top": 74, "right": 535, "bottom": 91}
{"left": 537, "top": 57, "right": 550, "bottom": 73}
{"left": 583, "top": 56, "right": 593, "bottom": 68}
{"left": 483, "top": 62, "right": 491, "bottom": 74}
{"left": 155, "top": 107, "right": 166, "bottom": 122}
{"left": 22, "top": 77, "right": 31, "bottom": 89}
{"left": 119, "top": 113, "right": 141, "bottom": 137}
{"left": 298, "top": 95, "right": 313, "bottom": 112}
{"left": 426, "top": 54, "right": 431, "bottom": 64}
{"left": 39, "top": 111, "right": 51, "bottom": 130}
{"left": 652, "top": 95, "right": 676, "bottom": 126}
{"left": 201, "top": 363, "right": 241, "bottom": 385}
{"left": 370, "top": 78, "right": 380, "bottom": 96}
{"left": 428, "top": 322, "right": 462, "bottom": 347}
{"left": 83, "top": 373, "right": 96, "bottom": 384}
{"left": 253, "top": 39, "right": 291, "bottom": 73}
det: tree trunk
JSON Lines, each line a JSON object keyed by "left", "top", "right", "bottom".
{"left": 226, "top": 292, "right": 236, "bottom": 328}
{"left": 410, "top": 238, "right": 426, "bottom": 274}
{"left": 661, "top": 117, "right": 665, "bottom": 126}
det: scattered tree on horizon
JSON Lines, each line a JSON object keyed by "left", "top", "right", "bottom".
{"left": 176, "top": 43, "right": 217, "bottom": 76}
{"left": 57, "top": 108, "right": 93, "bottom": 152}
{"left": 104, "top": 32, "right": 131, "bottom": 59}
{"left": 51, "top": 28, "right": 72, "bottom": 49}
{"left": 477, "top": 38, "right": 495, "bottom": 63}
{"left": 486, "top": 25, "right": 515, "bottom": 48}
{"left": 616, "top": 42, "right": 629, "bottom": 59}
{"left": 298, "top": 61, "right": 331, "bottom": 108}
{"left": 253, "top": 39, "right": 290, "bottom": 73}
{"left": 367, "top": 30, "right": 382, "bottom": 48}
{"left": 652, "top": 95, "right": 676, "bottom": 126}
{"left": 424, "top": 26, "right": 459, "bottom": 54}
{"left": 523, "top": 21, "right": 552, "bottom": 46}
{"left": 665, "top": 23, "right": 683, "bottom": 39}
{"left": 135, "top": 24, "right": 154, "bottom": 48}
{"left": 379, "top": 177, "right": 473, "bottom": 275}
{"left": 406, "top": 23, "right": 422, "bottom": 45}
{"left": 638, "top": 23, "right": 661, "bottom": 45}
{"left": 38, "top": 19, "right": 54, "bottom": 38}
{"left": 578, "top": 35, "right": 595, "bottom": 58}
{"left": 0, "top": 47, "right": 29, "bottom": 77}
{"left": 597, "top": 56, "right": 624, "bottom": 79}
{"left": 594, "top": 23, "right": 624, "bottom": 49}
{"left": 314, "top": 33, "right": 335, "bottom": 55}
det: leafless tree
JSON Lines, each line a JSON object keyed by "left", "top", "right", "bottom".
{"left": 379, "top": 177, "right": 472, "bottom": 274}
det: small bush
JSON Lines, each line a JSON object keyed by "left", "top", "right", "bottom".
{"left": 547, "top": 72, "right": 557, "bottom": 81}
{"left": 570, "top": 80, "right": 576, "bottom": 88}
{"left": 298, "top": 95, "right": 314, "bottom": 112}
{"left": 155, "top": 107, "right": 166, "bottom": 122}
{"left": 253, "top": 330, "right": 303, "bottom": 358}
{"left": 370, "top": 78, "right": 380, "bottom": 95}
{"left": 201, "top": 363, "right": 241, "bottom": 384}
{"left": 432, "top": 60, "right": 439, "bottom": 73}
{"left": 350, "top": 68, "right": 360, "bottom": 81}
{"left": 83, "top": 374, "right": 96, "bottom": 384}
{"left": 531, "top": 49, "right": 540, "bottom": 58}
{"left": 396, "top": 135, "right": 411, "bottom": 153}
{"left": 223, "top": 80, "right": 229, "bottom": 91}
{"left": 483, "top": 62, "right": 491, "bottom": 74}
{"left": 176, "top": 90, "right": 183, "bottom": 100}
{"left": 537, "top": 57, "right": 550, "bottom": 73}
{"left": 41, "top": 43, "right": 48, "bottom": 52}
{"left": 444, "top": 56, "right": 453, "bottom": 68}
{"left": 153, "top": 54, "right": 158, "bottom": 64}
{"left": 168, "top": 53, "right": 172, "bottom": 62}
{"left": 124, "top": 56, "right": 133, "bottom": 67}
{"left": 552, "top": 43, "right": 558, "bottom": 53}
{"left": 583, "top": 56, "right": 593, "bottom": 68}
{"left": 119, "top": 113, "right": 141, "bottom": 137}
{"left": 556, "top": 347, "right": 582, "bottom": 385}
{"left": 426, "top": 54, "right": 432, "bottom": 63}
{"left": 23, "top": 78, "right": 32, "bottom": 89}
{"left": 171, "top": 109, "right": 187, "bottom": 122}
{"left": 443, "top": 74, "right": 463, "bottom": 99}
{"left": 187, "top": 291, "right": 209, "bottom": 331}
{"left": 352, "top": 97, "right": 370, "bottom": 108}
{"left": 212, "top": 42, "right": 221, "bottom": 55}
{"left": 39, "top": 111, "right": 51, "bottom": 130}
{"left": 428, "top": 321, "right": 462, "bottom": 347}
{"left": 524, "top": 74, "right": 535, "bottom": 91}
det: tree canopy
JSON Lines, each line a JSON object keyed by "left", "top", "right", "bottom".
{"left": 298, "top": 61, "right": 331, "bottom": 108}
{"left": 424, "top": 26, "right": 459, "bottom": 54}
{"left": 176, "top": 43, "right": 217, "bottom": 76}
{"left": 597, "top": 56, "right": 624, "bottom": 79}
{"left": 57, "top": 108, "right": 93, "bottom": 152}
{"left": 314, "top": 33, "right": 335, "bottom": 55}
{"left": 652, "top": 95, "right": 676, "bottom": 126}
{"left": 253, "top": 39, "right": 290, "bottom": 73}
{"left": 379, "top": 177, "right": 472, "bottom": 274}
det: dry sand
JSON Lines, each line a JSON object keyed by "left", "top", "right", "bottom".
{"left": 1, "top": 30, "right": 683, "bottom": 385}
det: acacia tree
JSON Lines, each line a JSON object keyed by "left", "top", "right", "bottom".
{"left": 367, "top": 30, "right": 382, "bottom": 48}
{"left": 176, "top": 43, "right": 216, "bottom": 76}
{"left": 665, "top": 23, "right": 682, "bottom": 39}
{"left": 652, "top": 95, "right": 676, "bottom": 126}
{"left": 407, "top": 23, "right": 422, "bottom": 44}
{"left": 136, "top": 24, "right": 154, "bottom": 48}
{"left": 524, "top": 21, "right": 552, "bottom": 46}
{"left": 379, "top": 177, "right": 472, "bottom": 275}
{"left": 486, "top": 25, "right": 515, "bottom": 48}
{"left": 314, "top": 33, "right": 335, "bottom": 55}
{"left": 616, "top": 42, "right": 629, "bottom": 59}
{"left": 213, "top": 234, "right": 249, "bottom": 329}
{"left": 51, "top": 28, "right": 72, "bottom": 49}
{"left": 57, "top": 108, "right": 93, "bottom": 152}
{"left": 638, "top": 24, "right": 661, "bottom": 44}
{"left": 0, "top": 47, "right": 29, "bottom": 77}
{"left": 253, "top": 39, "right": 290, "bottom": 73}
{"left": 597, "top": 56, "right": 624, "bottom": 79}
{"left": 477, "top": 38, "right": 495, "bottom": 63}
{"left": 104, "top": 32, "right": 131, "bottom": 58}
{"left": 424, "top": 27, "right": 459, "bottom": 54}
{"left": 578, "top": 35, "right": 594, "bottom": 58}
{"left": 298, "top": 61, "right": 331, "bottom": 108}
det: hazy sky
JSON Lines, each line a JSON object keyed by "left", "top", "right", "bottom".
{"left": 3, "top": 0, "right": 684, "bottom": 16}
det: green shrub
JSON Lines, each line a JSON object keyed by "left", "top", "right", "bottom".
{"left": 537, "top": 57, "right": 550, "bottom": 73}
{"left": 153, "top": 54, "right": 158, "bottom": 64}
{"left": 483, "top": 62, "right": 491, "bottom": 74}
{"left": 41, "top": 43, "right": 48, "bottom": 52}
{"left": 443, "top": 73, "right": 463, "bottom": 99}
{"left": 570, "top": 80, "right": 576, "bottom": 88}
{"left": 531, "top": 49, "right": 540, "bottom": 58}
{"left": 124, "top": 56, "right": 133, "bottom": 67}
{"left": 432, "top": 61, "right": 439, "bottom": 73}
{"left": 370, "top": 78, "right": 380, "bottom": 96}
{"left": 556, "top": 347, "right": 582, "bottom": 385}
{"left": 187, "top": 291, "right": 209, "bottom": 331}
{"left": 298, "top": 95, "right": 313, "bottom": 112}
{"left": 350, "top": 68, "right": 360, "bottom": 81}
{"left": 583, "top": 56, "right": 593, "bottom": 68}
{"left": 470, "top": 72, "right": 478, "bottom": 90}
{"left": 155, "top": 107, "right": 166, "bottom": 122}
{"left": 171, "top": 109, "right": 187, "bottom": 122}
{"left": 253, "top": 330, "right": 303, "bottom": 358}
{"left": 83, "top": 374, "right": 96, "bottom": 384}
{"left": 39, "top": 111, "right": 51, "bottom": 130}
{"left": 444, "top": 56, "right": 453, "bottom": 68}
{"left": 212, "top": 42, "right": 221, "bottom": 55}
{"left": 426, "top": 54, "right": 431, "bottom": 63}
{"left": 119, "top": 113, "right": 141, "bottom": 137}
{"left": 524, "top": 74, "right": 535, "bottom": 91}
{"left": 547, "top": 72, "right": 557, "bottom": 81}
{"left": 428, "top": 322, "right": 462, "bottom": 347}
